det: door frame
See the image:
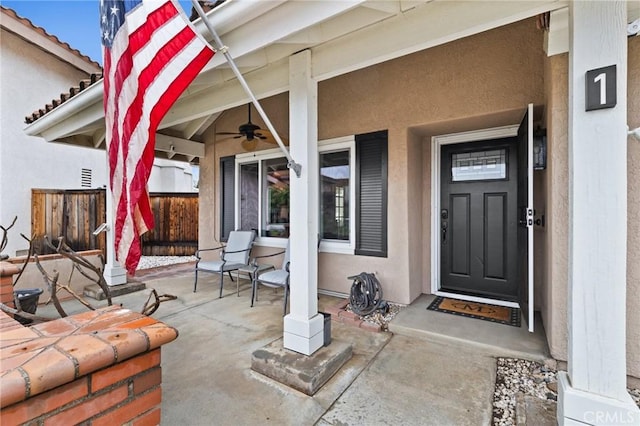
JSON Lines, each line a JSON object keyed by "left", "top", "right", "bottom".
{"left": 430, "top": 124, "right": 520, "bottom": 308}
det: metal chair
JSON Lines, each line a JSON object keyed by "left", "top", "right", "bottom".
{"left": 251, "top": 239, "right": 290, "bottom": 315}
{"left": 193, "top": 230, "right": 256, "bottom": 297}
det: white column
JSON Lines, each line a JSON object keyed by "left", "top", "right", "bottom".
{"left": 558, "top": 2, "right": 639, "bottom": 425}
{"left": 283, "top": 50, "right": 324, "bottom": 355}
{"left": 103, "top": 157, "right": 127, "bottom": 286}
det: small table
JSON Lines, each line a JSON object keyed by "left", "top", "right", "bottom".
{"left": 236, "top": 264, "right": 274, "bottom": 296}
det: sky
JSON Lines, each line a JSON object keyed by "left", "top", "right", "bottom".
{"left": 2, "top": 0, "right": 194, "bottom": 65}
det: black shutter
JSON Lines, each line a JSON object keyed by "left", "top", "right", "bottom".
{"left": 355, "top": 130, "right": 388, "bottom": 257}
{"left": 220, "top": 156, "right": 235, "bottom": 242}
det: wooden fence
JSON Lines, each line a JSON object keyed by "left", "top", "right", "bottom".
{"left": 141, "top": 193, "right": 199, "bottom": 256}
{"left": 31, "top": 189, "right": 198, "bottom": 256}
{"left": 31, "top": 189, "right": 106, "bottom": 255}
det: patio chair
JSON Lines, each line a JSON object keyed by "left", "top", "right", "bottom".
{"left": 251, "top": 239, "right": 290, "bottom": 315}
{"left": 193, "top": 230, "right": 256, "bottom": 297}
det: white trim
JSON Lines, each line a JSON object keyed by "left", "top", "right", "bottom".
{"left": 525, "top": 103, "right": 534, "bottom": 332}
{"left": 430, "top": 125, "right": 519, "bottom": 300}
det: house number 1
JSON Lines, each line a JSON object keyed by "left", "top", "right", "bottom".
{"left": 585, "top": 65, "right": 616, "bottom": 111}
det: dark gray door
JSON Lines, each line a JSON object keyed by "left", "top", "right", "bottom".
{"left": 440, "top": 139, "right": 519, "bottom": 300}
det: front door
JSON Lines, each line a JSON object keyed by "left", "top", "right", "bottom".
{"left": 440, "top": 139, "right": 519, "bottom": 300}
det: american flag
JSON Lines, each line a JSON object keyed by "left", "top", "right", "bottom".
{"left": 101, "top": 0, "right": 214, "bottom": 274}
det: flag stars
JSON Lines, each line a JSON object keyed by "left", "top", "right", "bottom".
{"left": 110, "top": 5, "right": 119, "bottom": 15}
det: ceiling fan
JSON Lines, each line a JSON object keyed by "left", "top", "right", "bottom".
{"left": 216, "top": 104, "right": 272, "bottom": 151}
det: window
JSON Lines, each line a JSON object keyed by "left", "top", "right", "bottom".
{"left": 220, "top": 131, "right": 387, "bottom": 256}
{"left": 320, "top": 151, "right": 350, "bottom": 240}
{"left": 451, "top": 149, "right": 506, "bottom": 182}
{"left": 263, "top": 157, "right": 290, "bottom": 237}
{"left": 234, "top": 152, "right": 290, "bottom": 241}
{"left": 220, "top": 157, "right": 235, "bottom": 241}
{"left": 319, "top": 137, "right": 355, "bottom": 253}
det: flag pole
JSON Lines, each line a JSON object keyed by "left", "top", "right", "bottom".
{"left": 191, "top": 0, "right": 302, "bottom": 178}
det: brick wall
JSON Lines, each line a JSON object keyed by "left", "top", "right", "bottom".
{"left": 0, "top": 261, "right": 19, "bottom": 308}
{"left": 1, "top": 349, "right": 162, "bottom": 425}
{"left": 1, "top": 262, "right": 177, "bottom": 426}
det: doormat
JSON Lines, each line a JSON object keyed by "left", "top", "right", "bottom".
{"left": 427, "top": 297, "right": 521, "bottom": 327}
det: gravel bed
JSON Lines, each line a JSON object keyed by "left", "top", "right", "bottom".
{"left": 346, "top": 302, "right": 404, "bottom": 331}
{"left": 136, "top": 255, "right": 197, "bottom": 270}
{"left": 493, "top": 357, "right": 640, "bottom": 425}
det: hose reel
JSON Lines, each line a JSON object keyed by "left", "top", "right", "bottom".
{"left": 348, "top": 272, "right": 389, "bottom": 316}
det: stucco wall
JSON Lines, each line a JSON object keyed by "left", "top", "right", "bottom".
{"left": 200, "top": 18, "right": 546, "bottom": 304}
{"left": 542, "top": 53, "right": 570, "bottom": 364}
{"left": 625, "top": 36, "right": 639, "bottom": 378}
{"left": 0, "top": 29, "right": 107, "bottom": 257}
{"left": 198, "top": 18, "right": 639, "bottom": 378}
{"left": 543, "top": 37, "right": 640, "bottom": 379}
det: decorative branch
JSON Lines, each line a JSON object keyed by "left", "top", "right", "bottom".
{"left": 0, "top": 216, "right": 17, "bottom": 256}
{"left": 2, "top": 218, "right": 178, "bottom": 324}
{"left": 11, "top": 233, "right": 34, "bottom": 288}
{"left": 44, "top": 236, "right": 112, "bottom": 306}
{"left": 0, "top": 303, "right": 52, "bottom": 322}
{"left": 140, "top": 289, "right": 177, "bottom": 316}
{"left": 34, "top": 254, "right": 67, "bottom": 317}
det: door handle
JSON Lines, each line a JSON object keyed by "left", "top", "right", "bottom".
{"left": 441, "top": 221, "right": 448, "bottom": 244}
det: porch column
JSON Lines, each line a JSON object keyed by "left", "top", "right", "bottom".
{"left": 283, "top": 49, "right": 323, "bottom": 355}
{"left": 103, "top": 158, "right": 127, "bottom": 286}
{"left": 558, "top": 2, "right": 640, "bottom": 425}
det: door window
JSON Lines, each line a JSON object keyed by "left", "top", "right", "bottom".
{"left": 451, "top": 149, "right": 506, "bottom": 182}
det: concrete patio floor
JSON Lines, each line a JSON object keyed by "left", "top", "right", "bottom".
{"left": 36, "top": 264, "right": 551, "bottom": 425}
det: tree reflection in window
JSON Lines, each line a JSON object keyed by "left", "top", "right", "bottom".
{"left": 320, "top": 150, "right": 350, "bottom": 240}
{"left": 263, "top": 157, "right": 290, "bottom": 237}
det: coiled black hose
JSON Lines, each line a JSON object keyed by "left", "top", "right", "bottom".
{"left": 348, "top": 272, "right": 385, "bottom": 316}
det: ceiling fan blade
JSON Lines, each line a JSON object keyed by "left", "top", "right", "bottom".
{"left": 254, "top": 129, "right": 272, "bottom": 139}
{"left": 241, "top": 138, "right": 258, "bottom": 152}
{"left": 216, "top": 131, "right": 242, "bottom": 135}
{"left": 265, "top": 137, "right": 289, "bottom": 146}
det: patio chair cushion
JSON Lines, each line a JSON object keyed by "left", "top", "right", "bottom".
{"left": 197, "top": 260, "right": 247, "bottom": 273}
{"left": 257, "top": 269, "right": 289, "bottom": 287}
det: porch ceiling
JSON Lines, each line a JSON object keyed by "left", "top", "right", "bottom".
{"left": 24, "top": 0, "right": 573, "bottom": 162}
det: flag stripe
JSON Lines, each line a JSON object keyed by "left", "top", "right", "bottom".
{"left": 118, "top": 37, "right": 213, "bottom": 267}
{"left": 114, "top": 22, "right": 204, "bottom": 256}
{"left": 102, "top": 0, "right": 214, "bottom": 273}
{"left": 111, "top": 4, "right": 189, "bottom": 250}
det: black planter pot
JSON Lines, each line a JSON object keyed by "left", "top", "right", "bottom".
{"left": 13, "top": 288, "right": 44, "bottom": 325}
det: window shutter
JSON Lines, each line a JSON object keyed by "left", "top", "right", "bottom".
{"left": 220, "top": 156, "right": 235, "bottom": 242}
{"left": 355, "top": 130, "right": 388, "bottom": 257}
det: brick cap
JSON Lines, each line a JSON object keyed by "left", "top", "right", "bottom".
{"left": 0, "top": 306, "right": 178, "bottom": 407}
{"left": 0, "top": 261, "right": 21, "bottom": 278}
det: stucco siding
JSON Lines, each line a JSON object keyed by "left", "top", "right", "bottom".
{"left": 197, "top": 17, "right": 639, "bottom": 378}
{"left": 200, "top": 18, "right": 546, "bottom": 304}
{"left": 543, "top": 52, "right": 570, "bottom": 364}
{"left": 0, "top": 29, "right": 107, "bottom": 256}
{"left": 626, "top": 36, "right": 640, "bottom": 378}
